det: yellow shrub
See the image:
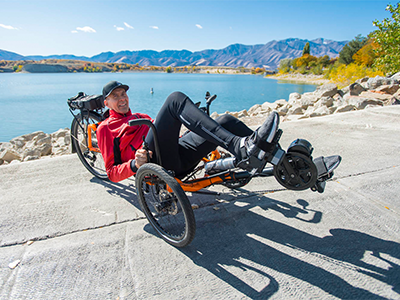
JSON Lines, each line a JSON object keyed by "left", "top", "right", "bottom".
{"left": 328, "top": 63, "right": 384, "bottom": 88}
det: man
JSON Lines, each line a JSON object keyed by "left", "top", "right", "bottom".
{"left": 97, "top": 81, "right": 279, "bottom": 182}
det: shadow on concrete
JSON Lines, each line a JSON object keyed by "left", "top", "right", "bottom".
{"left": 90, "top": 177, "right": 141, "bottom": 209}
{"left": 91, "top": 177, "right": 399, "bottom": 298}
{"left": 170, "top": 196, "right": 399, "bottom": 299}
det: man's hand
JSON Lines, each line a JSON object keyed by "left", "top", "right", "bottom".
{"left": 135, "top": 149, "right": 153, "bottom": 169}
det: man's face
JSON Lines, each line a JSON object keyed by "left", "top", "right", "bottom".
{"left": 104, "top": 87, "right": 130, "bottom": 114}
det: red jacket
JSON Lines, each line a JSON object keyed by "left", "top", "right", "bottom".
{"left": 97, "top": 109, "right": 153, "bottom": 182}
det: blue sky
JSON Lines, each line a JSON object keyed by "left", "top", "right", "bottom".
{"left": 0, "top": 0, "right": 394, "bottom": 57}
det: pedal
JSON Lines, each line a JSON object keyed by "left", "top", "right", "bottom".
{"left": 314, "top": 155, "right": 341, "bottom": 181}
{"left": 311, "top": 155, "right": 342, "bottom": 193}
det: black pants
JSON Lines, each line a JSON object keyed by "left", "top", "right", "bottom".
{"left": 145, "top": 91, "right": 253, "bottom": 178}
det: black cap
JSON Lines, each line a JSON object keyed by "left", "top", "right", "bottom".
{"left": 102, "top": 81, "right": 129, "bottom": 98}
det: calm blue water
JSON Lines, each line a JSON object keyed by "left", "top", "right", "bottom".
{"left": 0, "top": 72, "right": 317, "bottom": 142}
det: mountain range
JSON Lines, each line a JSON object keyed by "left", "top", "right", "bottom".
{"left": 0, "top": 38, "right": 347, "bottom": 70}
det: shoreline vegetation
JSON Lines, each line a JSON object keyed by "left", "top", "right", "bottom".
{"left": 0, "top": 59, "right": 268, "bottom": 75}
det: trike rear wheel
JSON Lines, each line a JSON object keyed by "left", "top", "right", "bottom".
{"left": 71, "top": 111, "right": 108, "bottom": 180}
{"left": 135, "top": 163, "right": 196, "bottom": 247}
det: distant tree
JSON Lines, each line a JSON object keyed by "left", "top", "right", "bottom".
{"left": 316, "top": 55, "right": 331, "bottom": 68}
{"left": 251, "top": 67, "right": 265, "bottom": 74}
{"left": 352, "top": 39, "right": 377, "bottom": 67}
{"left": 293, "top": 54, "right": 317, "bottom": 69}
{"left": 278, "top": 58, "right": 293, "bottom": 73}
{"left": 302, "top": 42, "right": 310, "bottom": 56}
{"left": 339, "top": 34, "right": 368, "bottom": 65}
{"left": 372, "top": 3, "right": 400, "bottom": 74}
{"left": 166, "top": 66, "right": 173, "bottom": 73}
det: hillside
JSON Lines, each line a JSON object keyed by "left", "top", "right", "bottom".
{"left": 1, "top": 38, "right": 347, "bottom": 70}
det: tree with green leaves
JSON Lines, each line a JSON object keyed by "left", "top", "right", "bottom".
{"left": 302, "top": 42, "right": 310, "bottom": 56}
{"left": 278, "top": 58, "right": 293, "bottom": 73}
{"left": 339, "top": 34, "right": 368, "bottom": 65}
{"left": 372, "top": 3, "right": 400, "bottom": 74}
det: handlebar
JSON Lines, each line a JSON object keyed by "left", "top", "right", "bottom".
{"left": 204, "top": 92, "right": 217, "bottom": 116}
{"left": 129, "top": 119, "right": 162, "bottom": 166}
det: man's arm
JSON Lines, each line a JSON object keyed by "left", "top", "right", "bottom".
{"left": 97, "top": 124, "right": 135, "bottom": 182}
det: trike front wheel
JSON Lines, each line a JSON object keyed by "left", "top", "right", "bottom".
{"left": 135, "top": 163, "right": 196, "bottom": 247}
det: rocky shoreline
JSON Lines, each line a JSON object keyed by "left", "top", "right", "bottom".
{"left": 212, "top": 73, "right": 400, "bottom": 127}
{"left": 1, "top": 74, "right": 399, "bottom": 167}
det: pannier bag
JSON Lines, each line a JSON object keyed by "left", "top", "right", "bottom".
{"left": 68, "top": 93, "right": 104, "bottom": 111}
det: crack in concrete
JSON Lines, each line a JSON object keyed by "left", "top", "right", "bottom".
{"left": 0, "top": 216, "right": 147, "bottom": 248}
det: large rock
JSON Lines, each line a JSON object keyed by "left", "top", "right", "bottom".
{"left": 288, "top": 105, "right": 304, "bottom": 115}
{"left": 288, "top": 92, "right": 301, "bottom": 105}
{"left": 314, "top": 83, "right": 338, "bottom": 98}
{"left": 335, "top": 104, "right": 357, "bottom": 113}
{"left": 349, "top": 82, "right": 367, "bottom": 96}
{"left": 9, "top": 137, "right": 25, "bottom": 149}
{"left": 22, "top": 148, "right": 41, "bottom": 160}
{"left": 0, "top": 149, "right": 21, "bottom": 163}
{"left": 308, "top": 106, "right": 331, "bottom": 118}
{"left": 346, "top": 96, "right": 384, "bottom": 110}
{"left": 277, "top": 104, "right": 290, "bottom": 116}
{"left": 38, "top": 144, "right": 52, "bottom": 156}
{"left": 0, "top": 142, "right": 13, "bottom": 152}
{"left": 367, "top": 76, "right": 399, "bottom": 89}
{"left": 356, "top": 77, "right": 369, "bottom": 84}
{"left": 375, "top": 84, "right": 400, "bottom": 95}
{"left": 358, "top": 91, "right": 394, "bottom": 102}
{"left": 51, "top": 128, "right": 69, "bottom": 139}
{"left": 314, "top": 96, "right": 334, "bottom": 108}
{"left": 333, "top": 94, "right": 345, "bottom": 107}
{"left": 387, "top": 98, "right": 400, "bottom": 105}
{"left": 248, "top": 104, "right": 261, "bottom": 115}
{"left": 24, "top": 133, "right": 51, "bottom": 149}
{"left": 390, "top": 72, "right": 400, "bottom": 81}
{"left": 299, "top": 93, "right": 318, "bottom": 109}
{"left": 264, "top": 99, "right": 288, "bottom": 111}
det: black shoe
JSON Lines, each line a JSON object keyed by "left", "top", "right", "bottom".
{"left": 236, "top": 112, "right": 280, "bottom": 172}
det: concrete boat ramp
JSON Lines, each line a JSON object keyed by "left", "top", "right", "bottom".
{"left": 1, "top": 106, "right": 399, "bottom": 299}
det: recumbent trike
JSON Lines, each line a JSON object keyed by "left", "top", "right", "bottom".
{"left": 68, "top": 91, "right": 341, "bottom": 247}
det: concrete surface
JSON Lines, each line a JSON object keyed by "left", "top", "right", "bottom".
{"left": 1, "top": 105, "right": 399, "bottom": 299}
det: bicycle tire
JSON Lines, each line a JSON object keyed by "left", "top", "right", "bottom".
{"left": 135, "top": 163, "right": 196, "bottom": 247}
{"left": 71, "top": 111, "right": 108, "bottom": 180}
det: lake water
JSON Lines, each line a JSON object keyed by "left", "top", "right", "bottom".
{"left": 0, "top": 72, "right": 317, "bottom": 142}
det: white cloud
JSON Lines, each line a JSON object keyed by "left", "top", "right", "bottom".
{"left": 195, "top": 24, "right": 202, "bottom": 29}
{"left": 0, "top": 23, "right": 17, "bottom": 30}
{"left": 114, "top": 25, "right": 124, "bottom": 31}
{"left": 76, "top": 26, "right": 96, "bottom": 33}
{"left": 124, "top": 22, "right": 134, "bottom": 29}
{"left": 71, "top": 30, "right": 78, "bottom": 34}
{"left": 150, "top": 26, "right": 159, "bottom": 30}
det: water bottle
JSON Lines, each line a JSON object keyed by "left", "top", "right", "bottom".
{"left": 205, "top": 157, "right": 236, "bottom": 174}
